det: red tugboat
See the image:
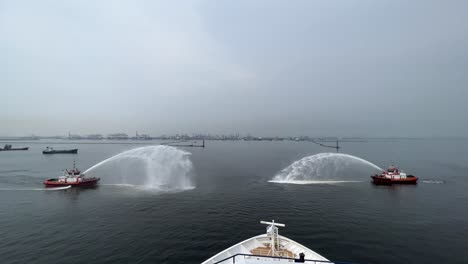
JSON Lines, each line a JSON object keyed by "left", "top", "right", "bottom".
{"left": 43, "top": 161, "right": 100, "bottom": 187}
{"left": 371, "top": 165, "right": 418, "bottom": 185}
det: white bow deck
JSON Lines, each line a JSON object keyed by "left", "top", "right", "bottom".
{"left": 202, "top": 221, "right": 330, "bottom": 264}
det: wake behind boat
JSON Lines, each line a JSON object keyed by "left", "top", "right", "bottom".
{"left": 43, "top": 161, "right": 99, "bottom": 187}
{"left": 0, "top": 144, "right": 29, "bottom": 151}
{"left": 202, "top": 220, "right": 346, "bottom": 264}
{"left": 42, "top": 147, "right": 78, "bottom": 154}
{"left": 371, "top": 165, "right": 418, "bottom": 185}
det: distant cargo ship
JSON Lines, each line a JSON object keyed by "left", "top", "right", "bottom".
{"left": 0, "top": 144, "right": 29, "bottom": 151}
{"left": 43, "top": 147, "right": 78, "bottom": 154}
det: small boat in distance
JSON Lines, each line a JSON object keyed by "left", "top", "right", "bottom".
{"left": 371, "top": 165, "right": 418, "bottom": 185}
{"left": 42, "top": 147, "right": 78, "bottom": 154}
{"left": 0, "top": 144, "right": 29, "bottom": 151}
{"left": 202, "top": 220, "right": 338, "bottom": 264}
{"left": 43, "top": 161, "right": 100, "bottom": 187}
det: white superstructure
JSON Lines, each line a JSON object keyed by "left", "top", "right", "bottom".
{"left": 202, "top": 220, "right": 331, "bottom": 264}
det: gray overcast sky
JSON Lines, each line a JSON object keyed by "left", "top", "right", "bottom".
{"left": 2, "top": 0, "right": 467, "bottom": 137}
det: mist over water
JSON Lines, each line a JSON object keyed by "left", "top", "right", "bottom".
{"left": 271, "top": 153, "right": 383, "bottom": 184}
{"left": 84, "top": 145, "right": 195, "bottom": 191}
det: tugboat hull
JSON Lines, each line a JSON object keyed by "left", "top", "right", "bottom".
{"left": 44, "top": 161, "right": 99, "bottom": 188}
{"left": 44, "top": 178, "right": 100, "bottom": 187}
{"left": 371, "top": 165, "right": 418, "bottom": 185}
{"left": 371, "top": 175, "right": 418, "bottom": 185}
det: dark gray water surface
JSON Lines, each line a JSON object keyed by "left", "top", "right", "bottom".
{"left": 0, "top": 139, "right": 467, "bottom": 264}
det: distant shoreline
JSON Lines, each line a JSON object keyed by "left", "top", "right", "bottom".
{"left": 0, "top": 137, "right": 466, "bottom": 145}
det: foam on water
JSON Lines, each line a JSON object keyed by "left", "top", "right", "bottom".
{"left": 100, "top": 183, "right": 138, "bottom": 187}
{"left": 0, "top": 186, "right": 71, "bottom": 191}
{"left": 100, "top": 183, "right": 196, "bottom": 193}
{"left": 422, "top": 180, "right": 445, "bottom": 184}
{"left": 272, "top": 153, "right": 383, "bottom": 183}
{"left": 84, "top": 145, "right": 195, "bottom": 191}
{"left": 269, "top": 180, "right": 363, "bottom": 185}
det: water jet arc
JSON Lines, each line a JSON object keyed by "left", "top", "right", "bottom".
{"left": 84, "top": 145, "right": 195, "bottom": 191}
{"left": 272, "top": 153, "right": 383, "bottom": 183}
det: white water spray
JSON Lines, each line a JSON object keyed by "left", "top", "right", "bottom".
{"left": 84, "top": 145, "right": 195, "bottom": 191}
{"left": 270, "top": 153, "right": 383, "bottom": 184}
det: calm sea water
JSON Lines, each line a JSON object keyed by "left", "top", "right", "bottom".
{"left": 0, "top": 139, "right": 467, "bottom": 264}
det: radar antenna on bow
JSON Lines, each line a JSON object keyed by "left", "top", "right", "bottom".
{"left": 260, "top": 220, "right": 285, "bottom": 256}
